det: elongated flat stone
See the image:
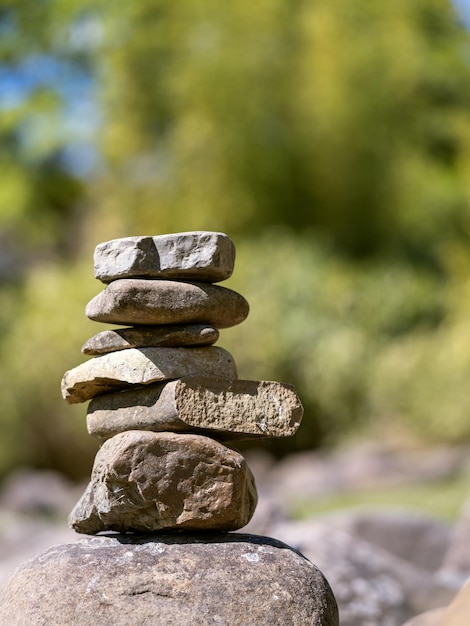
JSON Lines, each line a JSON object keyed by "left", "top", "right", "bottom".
{"left": 81, "top": 324, "right": 219, "bottom": 355}
{"left": 86, "top": 279, "right": 249, "bottom": 328}
{"left": 94, "top": 232, "right": 236, "bottom": 283}
{"left": 87, "top": 377, "right": 304, "bottom": 441}
{"left": 61, "top": 347, "right": 237, "bottom": 404}
{"left": 69, "top": 431, "right": 258, "bottom": 534}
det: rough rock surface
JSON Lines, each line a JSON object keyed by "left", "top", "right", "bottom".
{"left": 86, "top": 377, "right": 303, "bottom": 441}
{"left": 69, "top": 430, "right": 257, "bottom": 534}
{"left": 0, "top": 533, "right": 339, "bottom": 626}
{"left": 2, "top": 445, "right": 468, "bottom": 623}
{"left": 61, "top": 346, "right": 237, "bottom": 404}
{"left": 94, "top": 231, "right": 236, "bottom": 283}
{"left": 82, "top": 324, "right": 219, "bottom": 355}
{"left": 86, "top": 279, "right": 249, "bottom": 328}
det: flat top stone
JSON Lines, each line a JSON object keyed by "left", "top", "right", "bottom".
{"left": 85, "top": 279, "right": 249, "bottom": 329}
{"left": 94, "top": 231, "right": 236, "bottom": 283}
{"left": 81, "top": 324, "right": 219, "bottom": 355}
{"left": 61, "top": 346, "right": 237, "bottom": 404}
{"left": 0, "top": 533, "right": 339, "bottom": 626}
{"left": 86, "top": 376, "right": 304, "bottom": 441}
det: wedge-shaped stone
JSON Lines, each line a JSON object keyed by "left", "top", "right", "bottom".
{"left": 87, "top": 376, "right": 304, "bottom": 441}
{"left": 81, "top": 324, "right": 219, "bottom": 355}
{"left": 61, "top": 347, "right": 237, "bottom": 404}
{"left": 94, "top": 231, "right": 236, "bottom": 283}
{"left": 69, "top": 430, "right": 258, "bottom": 534}
{"left": 86, "top": 279, "right": 249, "bottom": 328}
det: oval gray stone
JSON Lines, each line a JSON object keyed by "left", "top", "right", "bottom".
{"left": 0, "top": 533, "right": 339, "bottom": 626}
{"left": 94, "top": 231, "right": 236, "bottom": 283}
{"left": 69, "top": 431, "right": 257, "bottom": 534}
{"left": 86, "top": 377, "right": 304, "bottom": 441}
{"left": 81, "top": 324, "right": 219, "bottom": 355}
{"left": 85, "top": 279, "right": 249, "bottom": 328}
{"left": 61, "top": 346, "right": 237, "bottom": 404}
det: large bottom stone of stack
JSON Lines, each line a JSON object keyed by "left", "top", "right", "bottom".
{"left": 69, "top": 430, "right": 257, "bottom": 534}
{"left": 0, "top": 533, "right": 339, "bottom": 626}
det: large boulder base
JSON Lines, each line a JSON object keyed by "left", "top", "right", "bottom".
{"left": 85, "top": 279, "right": 249, "bottom": 328}
{"left": 94, "top": 231, "right": 236, "bottom": 283}
{"left": 69, "top": 430, "right": 257, "bottom": 534}
{"left": 61, "top": 346, "right": 237, "bottom": 404}
{"left": 0, "top": 533, "right": 339, "bottom": 626}
{"left": 87, "top": 377, "right": 304, "bottom": 441}
{"left": 82, "top": 324, "right": 219, "bottom": 355}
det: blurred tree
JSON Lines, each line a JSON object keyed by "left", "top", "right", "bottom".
{"left": 0, "top": 3, "right": 90, "bottom": 263}
{"left": 4, "top": 0, "right": 469, "bottom": 256}
{"left": 85, "top": 0, "right": 470, "bottom": 265}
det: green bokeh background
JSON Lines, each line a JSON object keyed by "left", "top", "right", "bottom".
{"left": 2, "top": 0, "right": 470, "bottom": 479}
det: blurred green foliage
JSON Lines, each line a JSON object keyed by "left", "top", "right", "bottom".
{"left": 1, "top": 0, "right": 470, "bottom": 477}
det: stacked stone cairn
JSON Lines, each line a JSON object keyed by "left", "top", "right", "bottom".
{"left": 61, "top": 231, "right": 305, "bottom": 534}
{"left": 0, "top": 231, "right": 339, "bottom": 626}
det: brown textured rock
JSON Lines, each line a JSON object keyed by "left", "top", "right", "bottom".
{"left": 94, "top": 231, "right": 236, "bottom": 283}
{"left": 69, "top": 430, "right": 257, "bottom": 534}
{"left": 0, "top": 533, "right": 339, "bottom": 626}
{"left": 87, "top": 376, "right": 304, "bottom": 441}
{"left": 61, "top": 346, "right": 237, "bottom": 404}
{"left": 81, "top": 324, "right": 219, "bottom": 355}
{"left": 85, "top": 279, "right": 249, "bottom": 328}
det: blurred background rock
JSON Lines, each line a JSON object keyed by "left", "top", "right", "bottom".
{"left": 3, "top": 1, "right": 470, "bottom": 623}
